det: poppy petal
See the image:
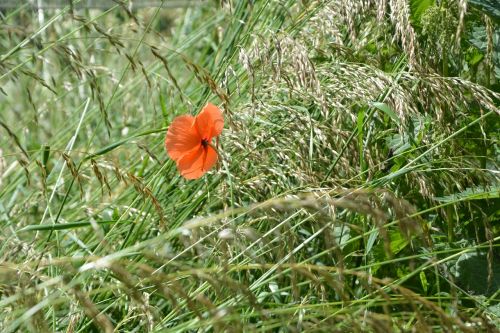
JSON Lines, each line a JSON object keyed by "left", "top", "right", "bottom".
{"left": 165, "top": 115, "right": 200, "bottom": 161}
{"left": 195, "top": 103, "right": 224, "bottom": 140}
{"left": 176, "top": 145, "right": 206, "bottom": 179}
{"left": 176, "top": 144, "right": 218, "bottom": 180}
{"left": 203, "top": 144, "right": 218, "bottom": 172}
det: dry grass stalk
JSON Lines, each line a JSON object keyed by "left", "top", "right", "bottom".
{"left": 62, "top": 153, "right": 84, "bottom": 198}
{"left": 72, "top": 284, "right": 114, "bottom": 333}
{"left": 455, "top": 0, "right": 467, "bottom": 49}
{"left": 484, "top": 15, "right": 494, "bottom": 87}
{"left": 126, "top": 172, "right": 165, "bottom": 228}
{"left": 90, "top": 159, "right": 112, "bottom": 197}
{"left": 388, "top": 0, "right": 419, "bottom": 67}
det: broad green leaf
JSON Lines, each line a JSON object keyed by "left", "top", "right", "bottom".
{"left": 390, "top": 230, "right": 409, "bottom": 254}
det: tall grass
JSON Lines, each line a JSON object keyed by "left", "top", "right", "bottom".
{"left": 0, "top": 0, "right": 499, "bottom": 332}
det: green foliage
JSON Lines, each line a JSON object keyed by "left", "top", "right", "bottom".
{"left": 409, "top": 0, "right": 435, "bottom": 25}
{"left": 452, "top": 252, "right": 500, "bottom": 296}
{"left": 421, "top": 5, "right": 457, "bottom": 50}
{"left": 469, "top": 0, "right": 500, "bottom": 23}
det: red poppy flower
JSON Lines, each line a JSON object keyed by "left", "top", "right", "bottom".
{"left": 165, "top": 103, "right": 224, "bottom": 179}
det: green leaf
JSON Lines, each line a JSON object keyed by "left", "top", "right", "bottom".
{"left": 371, "top": 102, "right": 400, "bottom": 125}
{"left": 19, "top": 220, "right": 119, "bottom": 232}
{"left": 433, "top": 186, "right": 500, "bottom": 203}
{"left": 486, "top": 304, "right": 500, "bottom": 327}
{"left": 420, "top": 271, "right": 428, "bottom": 294}
{"left": 409, "top": 0, "right": 435, "bottom": 25}
{"left": 466, "top": 47, "right": 485, "bottom": 66}
{"left": 85, "top": 127, "right": 166, "bottom": 160}
{"left": 389, "top": 230, "right": 409, "bottom": 254}
{"left": 41, "top": 145, "right": 50, "bottom": 168}
{"left": 366, "top": 228, "right": 379, "bottom": 254}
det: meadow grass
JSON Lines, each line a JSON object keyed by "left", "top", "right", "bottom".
{"left": 0, "top": 0, "right": 499, "bottom": 332}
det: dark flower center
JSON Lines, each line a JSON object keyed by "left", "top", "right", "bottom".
{"left": 201, "top": 138, "right": 209, "bottom": 147}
